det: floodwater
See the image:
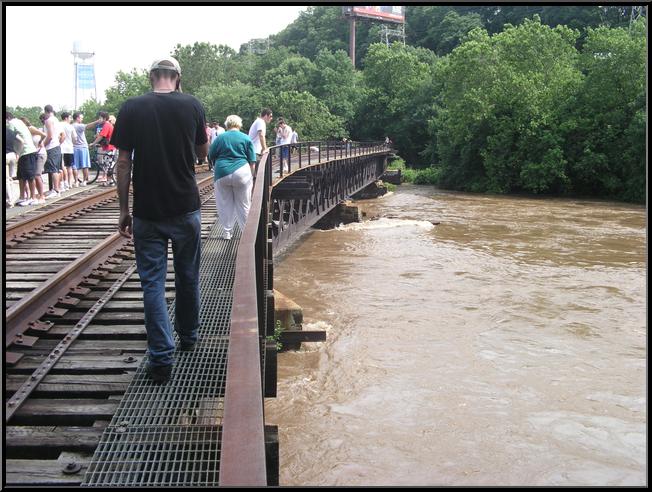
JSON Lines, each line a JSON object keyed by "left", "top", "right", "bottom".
{"left": 265, "top": 184, "right": 647, "bottom": 486}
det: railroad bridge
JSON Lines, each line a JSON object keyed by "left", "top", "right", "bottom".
{"left": 4, "top": 140, "right": 391, "bottom": 486}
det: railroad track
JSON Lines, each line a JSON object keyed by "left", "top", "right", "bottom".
{"left": 4, "top": 171, "right": 217, "bottom": 486}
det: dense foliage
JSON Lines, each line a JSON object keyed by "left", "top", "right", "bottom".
{"left": 6, "top": 6, "right": 645, "bottom": 202}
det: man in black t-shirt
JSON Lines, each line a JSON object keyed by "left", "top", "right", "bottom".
{"left": 112, "top": 56, "right": 208, "bottom": 384}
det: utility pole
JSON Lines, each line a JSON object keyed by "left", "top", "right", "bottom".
{"left": 349, "top": 16, "right": 356, "bottom": 68}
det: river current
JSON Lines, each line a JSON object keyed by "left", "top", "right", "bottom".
{"left": 265, "top": 184, "right": 647, "bottom": 486}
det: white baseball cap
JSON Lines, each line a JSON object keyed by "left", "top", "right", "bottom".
{"left": 149, "top": 56, "right": 181, "bottom": 74}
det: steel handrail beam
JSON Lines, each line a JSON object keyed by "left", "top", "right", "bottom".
{"left": 219, "top": 149, "right": 269, "bottom": 486}
{"left": 220, "top": 141, "right": 388, "bottom": 485}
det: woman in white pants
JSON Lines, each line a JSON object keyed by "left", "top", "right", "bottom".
{"left": 208, "top": 115, "right": 257, "bottom": 240}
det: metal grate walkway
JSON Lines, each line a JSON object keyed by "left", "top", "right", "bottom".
{"left": 82, "top": 219, "right": 239, "bottom": 487}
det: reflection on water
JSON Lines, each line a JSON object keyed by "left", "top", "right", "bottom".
{"left": 266, "top": 184, "right": 646, "bottom": 486}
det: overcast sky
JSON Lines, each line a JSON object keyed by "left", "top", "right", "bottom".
{"left": 5, "top": 5, "right": 307, "bottom": 110}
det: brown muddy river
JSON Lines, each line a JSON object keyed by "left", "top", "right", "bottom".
{"left": 265, "top": 184, "right": 647, "bottom": 486}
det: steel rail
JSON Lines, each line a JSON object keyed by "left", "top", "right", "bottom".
{"left": 6, "top": 169, "right": 213, "bottom": 242}
{"left": 5, "top": 178, "right": 219, "bottom": 420}
{"left": 5, "top": 188, "right": 117, "bottom": 240}
{"left": 5, "top": 232, "right": 130, "bottom": 356}
{"left": 5, "top": 175, "right": 215, "bottom": 364}
{"left": 5, "top": 262, "right": 139, "bottom": 422}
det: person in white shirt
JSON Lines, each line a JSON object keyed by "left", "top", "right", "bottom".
{"left": 247, "top": 108, "right": 273, "bottom": 157}
{"left": 60, "top": 112, "right": 75, "bottom": 189}
{"left": 277, "top": 118, "right": 293, "bottom": 170}
{"left": 290, "top": 129, "right": 298, "bottom": 155}
{"left": 42, "top": 105, "right": 65, "bottom": 197}
{"left": 71, "top": 111, "right": 92, "bottom": 185}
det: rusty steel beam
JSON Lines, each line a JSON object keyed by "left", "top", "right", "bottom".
{"left": 219, "top": 150, "right": 268, "bottom": 486}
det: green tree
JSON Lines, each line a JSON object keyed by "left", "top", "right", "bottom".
{"left": 272, "top": 90, "right": 345, "bottom": 140}
{"left": 356, "top": 43, "right": 435, "bottom": 165}
{"left": 434, "top": 18, "right": 583, "bottom": 194}
{"left": 263, "top": 55, "right": 318, "bottom": 94}
{"left": 172, "top": 42, "right": 240, "bottom": 95}
{"left": 312, "top": 49, "right": 362, "bottom": 125}
{"left": 563, "top": 18, "right": 646, "bottom": 201}
{"left": 5, "top": 106, "right": 42, "bottom": 126}
{"left": 196, "top": 81, "right": 268, "bottom": 129}
{"left": 103, "top": 69, "right": 150, "bottom": 115}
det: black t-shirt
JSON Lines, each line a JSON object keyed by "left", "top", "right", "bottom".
{"left": 111, "top": 91, "right": 207, "bottom": 220}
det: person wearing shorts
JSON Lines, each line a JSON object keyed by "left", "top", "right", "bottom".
{"left": 72, "top": 111, "right": 91, "bottom": 185}
{"left": 44, "top": 146, "right": 62, "bottom": 174}
{"left": 42, "top": 105, "right": 64, "bottom": 196}
{"left": 6, "top": 111, "right": 41, "bottom": 205}
{"left": 60, "top": 112, "right": 75, "bottom": 189}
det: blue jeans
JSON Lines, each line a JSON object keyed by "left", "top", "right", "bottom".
{"left": 133, "top": 210, "right": 201, "bottom": 367}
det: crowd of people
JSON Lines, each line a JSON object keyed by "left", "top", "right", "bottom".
{"left": 5, "top": 107, "right": 117, "bottom": 207}
{"left": 5, "top": 55, "right": 303, "bottom": 383}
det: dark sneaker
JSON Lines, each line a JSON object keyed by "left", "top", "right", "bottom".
{"left": 146, "top": 363, "right": 173, "bottom": 384}
{"left": 179, "top": 340, "right": 196, "bottom": 352}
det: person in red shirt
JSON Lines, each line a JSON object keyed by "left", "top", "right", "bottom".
{"left": 89, "top": 111, "right": 116, "bottom": 184}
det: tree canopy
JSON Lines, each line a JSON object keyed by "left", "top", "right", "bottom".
{"left": 6, "top": 6, "right": 645, "bottom": 202}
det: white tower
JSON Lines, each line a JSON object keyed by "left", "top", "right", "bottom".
{"left": 72, "top": 40, "right": 96, "bottom": 109}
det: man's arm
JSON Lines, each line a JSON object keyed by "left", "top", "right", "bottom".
{"left": 116, "top": 149, "right": 133, "bottom": 238}
{"left": 196, "top": 141, "right": 208, "bottom": 162}
{"left": 28, "top": 126, "right": 46, "bottom": 138}
{"left": 89, "top": 123, "right": 106, "bottom": 147}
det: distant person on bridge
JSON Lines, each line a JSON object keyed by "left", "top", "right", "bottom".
{"left": 6, "top": 112, "right": 39, "bottom": 206}
{"left": 209, "top": 114, "right": 256, "bottom": 241}
{"left": 24, "top": 116, "right": 48, "bottom": 202}
{"left": 5, "top": 117, "right": 23, "bottom": 207}
{"left": 42, "top": 105, "right": 64, "bottom": 197}
{"left": 60, "top": 112, "right": 75, "bottom": 190}
{"left": 248, "top": 108, "right": 273, "bottom": 158}
{"left": 290, "top": 128, "right": 298, "bottom": 155}
{"left": 71, "top": 112, "right": 91, "bottom": 185}
{"left": 89, "top": 111, "right": 116, "bottom": 184}
{"left": 277, "top": 118, "right": 293, "bottom": 171}
{"left": 112, "top": 56, "right": 209, "bottom": 384}
{"left": 214, "top": 121, "right": 225, "bottom": 139}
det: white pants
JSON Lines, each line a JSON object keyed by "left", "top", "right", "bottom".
{"left": 214, "top": 165, "right": 253, "bottom": 235}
